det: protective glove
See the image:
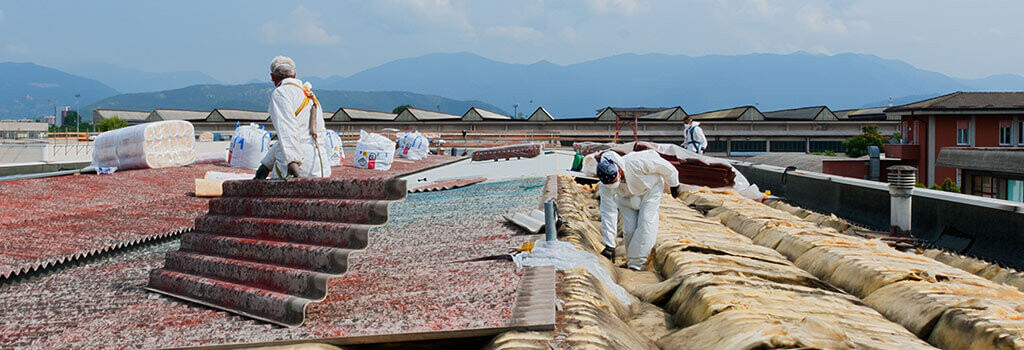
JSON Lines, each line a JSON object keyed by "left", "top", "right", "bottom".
{"left": 670, "top": 185, "right": 681, "bottom": 198}
{"left": 287, "top": 162, "right": 301, "bottom": 178}
{"left": 253, "top": 164, "right": 270, "bottom": 180}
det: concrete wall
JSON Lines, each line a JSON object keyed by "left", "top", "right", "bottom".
{"left": 734, "top": 162, "right": 1024, "bottom": 268}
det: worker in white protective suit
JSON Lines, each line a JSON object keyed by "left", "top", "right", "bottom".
{"left": 254, "top": 56, "right": 331, "bottom": 179}
{"left": 682, "top": 116, "right": 707, "bottom": 154}
{"left": 590, "top": 150, "right": 681, "bottom": 270}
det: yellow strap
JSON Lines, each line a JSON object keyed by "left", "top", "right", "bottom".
{"left": 283, "top": 83, "right": 320, "bottom": 116}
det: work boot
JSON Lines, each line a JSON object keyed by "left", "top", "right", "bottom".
{"left": 601, "top": 246, "right": 615, "bottom": 261}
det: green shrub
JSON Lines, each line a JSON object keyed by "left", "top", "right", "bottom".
{"left": 842, "top": 125, "right": 889, "bottom": 158}
{"left": 930, "top": 178, "right": 961, "bottom": 193}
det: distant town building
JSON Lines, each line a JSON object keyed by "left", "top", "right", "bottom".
{"left": 0, "top": 121, "right": 48, "bottom": 139}
{"left": 43, "top": 116, "right": 56, "bottom": 125}
{"left": 885, "top": 91, "right": 1024, "bottom": 202}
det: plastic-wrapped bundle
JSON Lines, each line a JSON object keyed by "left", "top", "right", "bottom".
{"left": 324, "top": 130, "right": 344, "bottom": 167}
{"left": 92, "top": 120, "right": 196, "bottom": 171}
{"left": 396, "top": 131, "right": 429, "bottom": 160}
{"left": 227, "top": 123, "right": 271, "bottom": 169}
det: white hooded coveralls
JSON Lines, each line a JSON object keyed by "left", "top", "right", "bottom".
{"left": 261, "top": 78, "right": 332, "bottom": 179}
{"left": 590, "top": 150, "right": 680, "bottom": 269}
{"left": 683, "top": 122, "right": 707, "bottom": 154}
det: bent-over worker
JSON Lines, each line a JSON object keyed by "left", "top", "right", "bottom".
{"left": 682, "top": 116, "right": 707, "bottom": 154}
{"left": 254, "top": 56, "right": 331, "bottom": 179}
{"left": 592, "top": 150, "right": 681, "bottom": 270}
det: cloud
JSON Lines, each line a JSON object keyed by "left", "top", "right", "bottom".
{"left": 261, "top": 6, "right": 340, "bottom": 46}
{"left": 376, "top": 0, "right": 473, "bottom": 32}
{"left": 487, "top": 26, "right": 543, "bottom": 42}
{"left": 798, "top": 6, "right": 848, "bottom": 35}
{"left": 6, "top": 45, "right": 30, "bottom": 56}
{"left": 586, "top": 0, "right": 643, "bottom": 16}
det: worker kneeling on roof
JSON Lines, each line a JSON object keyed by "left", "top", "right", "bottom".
{"left": 254, "top": 56, "right": 331, "bottom": 179}
{"left": 593, "top": 150, "right": 681, "bottom": 270}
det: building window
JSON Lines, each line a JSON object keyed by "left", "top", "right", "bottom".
{"left": 999, "top": 120, "right": 1012, "bottom": 145}
{"left": 1020, "top": 121, "right": 1024, "bottom": 145}
{"left": 706, "top": 140, "right": 727, "bottom": 153}
{"left": 956, "top": 120, "right": 970, "bottom": 145}
{"left": 730, "top": 140, "right": 767, "bottom": 153}
{"left": 809, "top": 141, "right": 844, "bottom": 153}
{"left": 971, "top": 175, "right": 999, "bottom": 198}
{"left": 769, "top": 140, "right": 805, "bottom": 152}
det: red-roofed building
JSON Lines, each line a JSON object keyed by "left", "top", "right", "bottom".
{"left": 885, "top": 92, "right": 1024, "bottom": 201}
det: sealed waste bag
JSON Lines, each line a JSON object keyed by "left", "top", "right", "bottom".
{"left": 396, "top": 131, "right": 430, "bottom": 160}
{"left": 353, "top": 130, "right": 395, "bottom": 170}
{"left": 324, "top": 130, "right": 344, "bottom": 167}
{"left": 227, "top": 123, "right": 271, "bottom": 169}
{"left": 91, "top": 120, "right": 196, "bottom": 171}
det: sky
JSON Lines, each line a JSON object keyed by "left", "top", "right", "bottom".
{"left": 1, "top": 0, "right": 1022, "bottom": 83}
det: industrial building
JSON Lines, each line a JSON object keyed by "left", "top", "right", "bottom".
{"left": 94, "top": 103, "right": 897, "bottom": 156}
{"left": 0, "top": 121, "right": 48, "bottom": 139}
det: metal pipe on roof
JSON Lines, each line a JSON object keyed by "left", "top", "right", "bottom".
{"left": 0, "top": 166, "right": 95, "bottom": 182}
{"left": 544, "top": 201, "right": 556, "bottom": 242}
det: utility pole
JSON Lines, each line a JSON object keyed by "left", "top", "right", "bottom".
{"left": 513, "top": 104, "right": 519, "bottom": 120}
{"left": 75, "top": 94, "right": 81, "bottom": 134}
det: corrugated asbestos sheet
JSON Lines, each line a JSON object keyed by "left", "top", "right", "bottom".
{"left": 1, "top": 178, "right": 548, "bottom": 348}
{"left": 409, "top": 177, "right": 486, "bottom": 193}
{"left": 0, "top": 164, "right": 234, "bottom": 280}
{"left": 147, "top": 177, "right": 408, "bottom": 327}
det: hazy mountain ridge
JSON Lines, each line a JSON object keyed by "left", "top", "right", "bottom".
{"left": 312, "top": 51, "right": 1024, "bottom": 116}
{"left": 6, "top": 52, "right": 1024, "bottom": 121}
{"left": 0, "top": 62, "right": 120, "bottom": 119}
{"left": 61, "top": 63, "right": 222, "bottom": 94}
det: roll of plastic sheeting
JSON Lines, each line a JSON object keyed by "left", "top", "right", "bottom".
{"left": 228, "top": 123, "right": 271, "bottom": 169}
{"left": 91, "top": 120, "right": 196, "bottom": 170}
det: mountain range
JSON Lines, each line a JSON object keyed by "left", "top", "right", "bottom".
{"left": 305, "top": 52, "right": 1024, "bottom": 116}
{"left": 61, "top": 63, "right": 222, "bottom": 93}
{"left": 0, "top": 62, "right": 120, "bottom": 119}
{"left": 5, "top": 52, "right": 1024, "bottom": 120}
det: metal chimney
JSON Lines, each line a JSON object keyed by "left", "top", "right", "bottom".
{"left": 887, "top": 166, "right": 916, "bottom": 235}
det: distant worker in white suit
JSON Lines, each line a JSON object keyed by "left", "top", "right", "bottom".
{"left": 590, "top": 150, "right": 681, "bottom": 271}
{"left": 254, "top": 56, "right": 331, "bottom": 179}
{"left": 682, "top": 116, "right": 707, "bottom": 154}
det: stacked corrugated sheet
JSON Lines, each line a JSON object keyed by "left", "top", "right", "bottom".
{"left": 573, "top": 141, "right": 612, "bottom": 156}
{"left": 472, "top": 143, "right": 542, "bottom": 161}
{"left": 147, "top": 177, "right": 406, "bottom": 327}
{"left": 681, "top": 188, "right": 1024, "bottom": 349}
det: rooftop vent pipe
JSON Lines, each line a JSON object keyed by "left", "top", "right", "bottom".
{"left": 888, "top": 165, "right": 917, "bottom": 235}
{"left": 544, "top": 200, "right": 557, "bottom": 242}
{"left": 868, "top": 146, "right": 880, "bottom": 181}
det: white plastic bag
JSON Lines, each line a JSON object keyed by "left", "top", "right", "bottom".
{"left": 91, "top": 120, "right": 196, "bottom": 171}
{"left": 227, "top": 123, "right": 271, "bottom": 169}
{"left": 513, "top": 240, "right": 632, "bottom": 306}
{"left": 353, "top": 130, "right": 395, "bottom": 171}
{"left": 396, "top": 131, "right": 430, "bottom": 160}
{"left": 324, "top": 130, "right": 344, "bottom": 167}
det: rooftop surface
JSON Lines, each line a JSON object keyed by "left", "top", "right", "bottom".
{"left": 0, "top": 173, "right": 539, "bottom": 348}
{"left": 0, "top": 154, "right": 459, "bottom": 281}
